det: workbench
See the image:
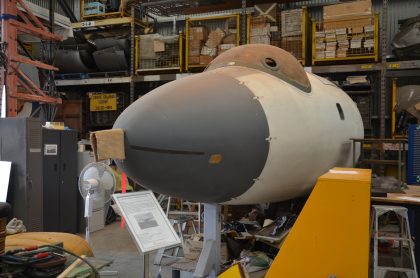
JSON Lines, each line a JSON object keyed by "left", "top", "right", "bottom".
{"left": 372, "top": 186, "right": 420, "bottom": 272}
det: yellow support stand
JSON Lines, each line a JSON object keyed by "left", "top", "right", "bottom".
{"left": 266, "top": 167, "right": 371, "bottom": 278}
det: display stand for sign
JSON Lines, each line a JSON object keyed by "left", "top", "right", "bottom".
{"left": 112, "top": 191, "right": 182, "bottom": 278}
{"left": 0, "top": 161, "right": 11, "bottom": 202}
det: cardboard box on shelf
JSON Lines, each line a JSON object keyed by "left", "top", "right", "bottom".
{"left": 201, "top": 45, "right": 217, "bottom": 57}
{"left": 338, "top": 40, "right": 349, "bottom": 48}
{"left": 251, "top": 23, "right": 271, "bottom": 36}
{"left": 336, "top": 34, "right": 348, "bottom": 41}
{"left": 364, "top": 39, "right": 375, "bottom": 48}
{"left": 188, "top": 56, "right": 200, "bottom": 65}
{"left": 337, "top": 48, "right": 348, "bottom": 58}
{"left": 315, "top": 31, "right": 325, "bottom": 38}
{"left": 189, "top": 40, "right": 204, "bottom": 56}
{"left": 323, "top": 0, "right": 372, "bottom": 21}
{"left": 199, "top": 55, "right": 213, "bottom": 65}
{"left": 189, "top": 26, "right": 209, "bottom": 41}
{"left": 364, "top": 25, "right": 375, "bottom": 33}
{"left": 251, "top": 15, "right": 266, "bottom": 26}
{"left": 315, "top": 42, "right": 326, "bottom": 50}
{"left": 323, "top": 15, "right": 372, "bottom": 33}
{"left": 153, "top": 40, "right": 165, "bottom": 52}
{"left": 325, "top": 50, "right": 336, "bottom": 58}
{"left": 335, "top": 28, "right": 347, "bottom": 35}
{"left": 205, "top": 28, "right": 225, "bottom": 48}
{"left": 250, "top": 35, "right": 270, "bottom": 44}
{"left": 325, "top": 33, "right": 336, "bottom": 40}
{"left": 350, "top": 38, "right": 362, "bottom": 49}
{"left": 222, "top": 33, "right": 236, "bottom": 44}
{"left": 281, "top": 9, "right": 303, "bottom": 37}
{"left": 218, "top": 44, "right": 236, "bottom": 54}
{"left": 315, "top": 51, "right": 325, "bottom": 59}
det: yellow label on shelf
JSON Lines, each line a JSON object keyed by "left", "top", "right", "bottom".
{"left": 360, "top": 64, "right": 373, "bottom": 70}
{"left": 388, "top": 63, "right": 401, "bottom": 69}
{"left": 90, "top": 93, "right": 117, "bottom": 111}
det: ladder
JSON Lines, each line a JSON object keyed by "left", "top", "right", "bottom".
{"left": 371, "top": 205, "right": 418, "bottom": 278}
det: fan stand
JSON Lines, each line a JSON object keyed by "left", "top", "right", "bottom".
{"left": 83, "top": 179, "right": 98, "bottom": 245}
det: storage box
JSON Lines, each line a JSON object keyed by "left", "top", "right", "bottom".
{"left": 189, "top": 40, "right": 203, "bottom": 56}
{"left": 351, "top": 38, "right": 362, "bottom": 48}
{"left": 222, "top": 33, "right": 236, "bottom": 44}
{"left": 250, "top": 35, "right": 270, "bottom": 44}
{"left": 315, "top": 51, "right": 325, "bottom": 59}
{"left": 325, "top": 50, "right": 336, "bottom": 58}
{"left": 364, "top": 25, "right": 375, "bottom": 33}
{"left": 199, "top": 55, "right": 213, "bottom": 65}
{"left": 325, "top": 33, "right": 336, "bottom": 40}
{"left": 337, "top": 48, "right": 348, "bottom": 58}
{"left": 315, "top": 31, "right": 325, "bottom": 38}
{"left": 153, "top": 40, "right": 165, "bottom": 52}
{"left": 335, "top": 28, "right": 347, "bottom": 35}
{"left": 323, "top": 15, "right": 372, "bottom": 33}
{"left": 201, "top": 45, "right": 217, "bottom": 57}
{"left": 323, "top": 0, "right": 372, "bottom": 21}
{"left": 189, "top": 56, "right": 200, "bottom": 65}
{"left": 218, "top": 43, "right": 236, "bottom": 54}
{"left": 189, "top": 26, "right": 209, "bottom": 41}
{"left": 281, "top": 9, "right": 303, "bottom": 37}
{"left": 205, "top": 28, "right": 225, "bottom": 48}
{"left": 251, "top": 23, "right": 270, "bottom": 36}
{"left": 364, "top": 39, "right": 375, "bottom": 48}
{"left": 338, "top": 40, "right": 349, "bottom": 47}
{"left": 336, "top": 34, "right": 348, "bottom": 41}
{"left": 315, "top": 42, "right": 326, "bottom": 50}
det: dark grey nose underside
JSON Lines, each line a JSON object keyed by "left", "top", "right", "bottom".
{"left": 113, "top": 71, "right": 270, "bottom": 203}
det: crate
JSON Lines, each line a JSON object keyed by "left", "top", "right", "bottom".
{"left": 247, "top": 7, "right": 310, "bottom": 65}
{"left": 81, "top": 0, "right": 123, "bottom": 20}
{"left": 312, "top": 14, "right": 379, "bottom": 65}
{"left": 84, "top": 2, "right": 105, "bottom": 16}
{"left": 138, "top": 33, "right": 183, "bottom": 73}
{"left": 186, "top": 14, "right": 240, "bottom": 71}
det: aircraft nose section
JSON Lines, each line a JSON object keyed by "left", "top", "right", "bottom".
{"left": 113, "top": 71, "right": 270, "bottom": 203}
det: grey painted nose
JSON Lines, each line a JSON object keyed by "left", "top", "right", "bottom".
{"left": 113, "top": 71, "right": 269, "bottom": 203}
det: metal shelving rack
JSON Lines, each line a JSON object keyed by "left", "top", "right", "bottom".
{"left": 71, "top": 11, "right": 146, "bottom": 104}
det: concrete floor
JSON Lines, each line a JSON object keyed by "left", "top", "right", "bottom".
{"left": 90, "top": 221, "right": 170, "bottom": 278}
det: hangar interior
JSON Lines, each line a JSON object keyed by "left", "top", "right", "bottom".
{"left": 1, "top": 0, "right": 420, "bottom": 277}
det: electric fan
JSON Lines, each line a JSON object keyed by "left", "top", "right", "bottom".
{"left": 78, "top": 162, "right": 116, "bottom": 243}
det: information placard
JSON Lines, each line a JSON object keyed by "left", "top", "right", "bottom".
{"left": 112, "top": 191, "right": 181, "bottom": 253}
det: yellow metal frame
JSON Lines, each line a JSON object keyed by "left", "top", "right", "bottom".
{"left": 312, "top": 14, "right": 379, "bottom": 65}
{"left": 81, "top": 0, "right": 124, "bottom": 20}
{"left": 135, "top": 35, "right": 139, "bottom": 72}
{"left": 179, "top": 32, "right": 184, "bottom": 72}
{"left": 186, "top": 14, "right": 240, "bottom": 71}
{"left": 266, "top": 168, "right": 372, "bottom": 278}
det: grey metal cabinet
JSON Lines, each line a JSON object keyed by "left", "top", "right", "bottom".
{"left": 42, "top": 129, "right": 78, "bottom": 233}
{"left": 0, "top": 118, "right": 43, "bottom": 232}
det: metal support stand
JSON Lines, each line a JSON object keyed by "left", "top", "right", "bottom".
{"left": 194, "top": 203, "right": 220, "bottom": 278}
{"left": 140, "top": 253, "right": 150, "bottom": 278}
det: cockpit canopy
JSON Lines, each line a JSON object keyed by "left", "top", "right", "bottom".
{"left": 205, "top": 44, "right": 311, "bottom": 93}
